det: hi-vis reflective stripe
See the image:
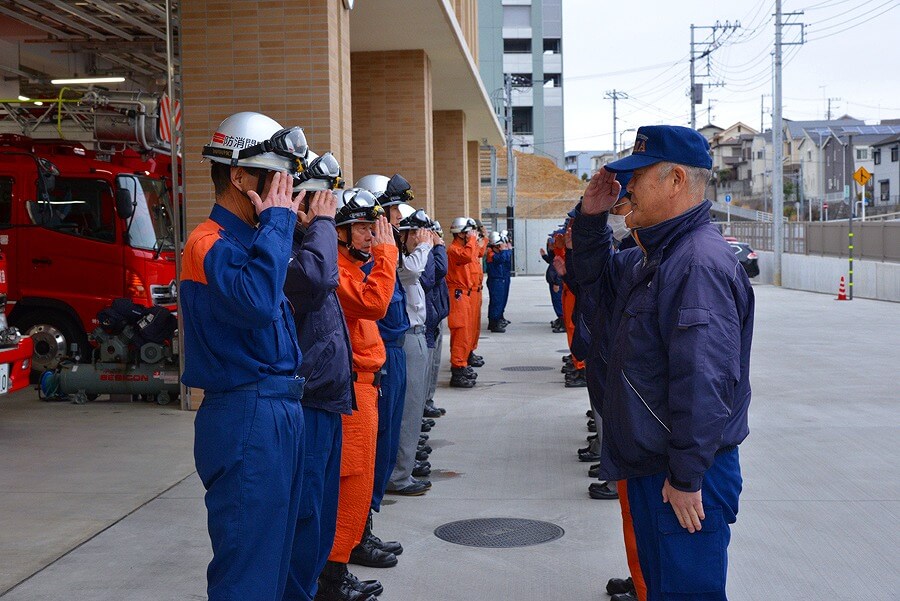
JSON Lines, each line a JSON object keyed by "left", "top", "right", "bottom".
{"left": 622, "top": 371, "right": 671, "bottom": 433}
{"left": 159, "top": 94, "right": 182, "bottom": 143}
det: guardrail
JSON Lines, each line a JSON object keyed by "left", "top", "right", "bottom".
{"left": 724, "top": 220, "right": 899, "bottom": 262}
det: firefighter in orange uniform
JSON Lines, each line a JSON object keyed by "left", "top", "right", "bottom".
{"left": 467, "top": 219, "right": 487, "bottom": 368}
{"left": 318, "top": 188, "right": 397, "bottom": 601}
{"left": 445, "top": 217, "right": 479, "bottom": 388}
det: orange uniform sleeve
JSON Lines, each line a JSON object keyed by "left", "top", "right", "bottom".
{"left": 448, "top": 237, "right": 478, "bottom": 266}
{"left": 337, "top": 244, "right": 398, "bottom": 321}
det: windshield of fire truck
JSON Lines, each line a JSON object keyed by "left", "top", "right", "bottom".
{"left": 118, "top": 175, "right": 175, "bottom": 253}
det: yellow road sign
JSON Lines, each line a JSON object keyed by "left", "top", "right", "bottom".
{"left": 853, "top": 166, "right": 872, "bottom": 187}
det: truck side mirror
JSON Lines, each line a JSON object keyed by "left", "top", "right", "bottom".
{"left": 116, "top": 189, "right": 135, "bottom": 219}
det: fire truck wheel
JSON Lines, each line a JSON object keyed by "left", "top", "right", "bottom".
{"left": 17, "top": 310, "right": 87, "bottom": 375}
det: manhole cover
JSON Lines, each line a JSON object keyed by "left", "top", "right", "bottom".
{"left": 435, "top": 517, "right": 564, "bottom": 548}
{"left": 501, "top": 366, "right": 554, "bottom": 372}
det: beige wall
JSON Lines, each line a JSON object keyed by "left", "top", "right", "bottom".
{"left": 432, "top": 110, "right": 468, "bottom": 229}
{"left": 180, "top": 0, "right": 353, "bottom": 233}
{"left": 451, "top": 0, "right": 479, "bottom": 64}
{"left": 351, "top": 50, "right": 434, "bottom": 215}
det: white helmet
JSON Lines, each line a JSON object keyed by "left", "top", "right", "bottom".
{"left": 488, "top": 231, "right": 502, "bottom": 245}
{"left": 201, "top": 112, "right": 307, "bottom": 173}
{"left": 431, "top": 220, "right": 443, "bottom": 236}
{"left": 294, "top": 150, "right": 344, "bottom": 192}
{"left": 334, "top": 187, "right": 385, "bottom": 227}
{"left": 450, "top": 217, "right": 475, "bottom": 234}
{"left": 500, "top": 229, "right": 509, "bottom": 243}
{"left": 397, "top": 204, "right": 432, "bottom": 231}
{"left": 355, "top": 173, "right": 414, "bottom": 207}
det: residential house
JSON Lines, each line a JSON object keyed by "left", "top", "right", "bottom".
{"left": 564, "top": 150, "right": 605, "bottom": 179}
{"left": 872, "top": 134, "right": 900, "bottom": 205}
{"left": 709, "top": 122, "right": 758, "bottom": 203}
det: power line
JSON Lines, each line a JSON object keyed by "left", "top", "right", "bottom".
{"left": 806, "top": 0, "right": 899, "bottom": 40}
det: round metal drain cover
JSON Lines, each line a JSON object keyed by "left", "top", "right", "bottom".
{"left": 501, "top": 365, "right": 554, "bottom": 372}
{"left": 434, "top": 517, "right": 564, "bottom": 548}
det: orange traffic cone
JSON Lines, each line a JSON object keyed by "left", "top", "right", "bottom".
{"left": 836, "top": 276, "right": 848, "bottom": 301}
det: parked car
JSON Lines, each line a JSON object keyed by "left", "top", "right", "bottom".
{"left": 726, "top": 239, "right": 760, "bottom": 278}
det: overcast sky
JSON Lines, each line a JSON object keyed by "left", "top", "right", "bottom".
{"left": 561, "top": 0, "right": 900, "bottom": 152}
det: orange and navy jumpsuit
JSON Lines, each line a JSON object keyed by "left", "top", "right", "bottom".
{"left": 329, "top": 243, "right": 397, "bottom": 563}
{"left": 558, "top": 246, "right": 585, "bottom": 371}
{"left": 446, "top": 234, "right": 478, "bottom": 368}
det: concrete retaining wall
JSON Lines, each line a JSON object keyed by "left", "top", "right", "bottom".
{"left": 756, "top": 251, "right": 900, "bottom": 302}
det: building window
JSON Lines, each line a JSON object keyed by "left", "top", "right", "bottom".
{"left": 543, "top": 38, "right": 561, "bottom": 54}
{"left": 892, "top": 146, "right": 898, "bottom": 162}
{"left": 543, "top": 73, "right": 561, "bottom": 88}
{"left": 880, "top": 180, "right": 889, "bottom": 202}
{"left": 856, "top": 148, "right": 868, "bottom": 160}
{"left": 512, "top": 107, "right": 533, "bottom": 135}
{"left": 510, "top": 73, "right": 532, "bottom": 86}
{"left": 807, "top": 150, "right": 812, "bottom": 160}
{"left": 873, "top": 149, "right": 881, "bottom": 165}
{"left": 502, "top": 5, "right": 531, "bottom": 28}
{"left": 503, "top": 38, "right": 531, "bottom": 54}
{"left": 757, "top": 150, "right": 763, "bottom": 159}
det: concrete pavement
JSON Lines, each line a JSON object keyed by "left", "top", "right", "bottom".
{"left": 1, "top": 277, "right": 897, "bottom": 600}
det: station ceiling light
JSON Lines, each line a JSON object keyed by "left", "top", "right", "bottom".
{"left": 50, "top": 77, "right": 125, "bottom": 85}
{"left": 17, "top": 95, "right": 29, "bottom": 101}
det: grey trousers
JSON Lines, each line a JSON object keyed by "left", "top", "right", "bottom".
{"left": 425, "top": 326, "right": 443, "bottom": 402}
{"left": 388, "top": 327, "right": 429, "bottom": 488}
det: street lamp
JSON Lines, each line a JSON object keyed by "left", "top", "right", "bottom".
{"left": 618, "top": 128, "right": 636, "bottom": 156}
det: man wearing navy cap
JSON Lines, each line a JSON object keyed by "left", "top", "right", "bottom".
{"left": 572, "top": 125, "right": 754, "bottom": 601}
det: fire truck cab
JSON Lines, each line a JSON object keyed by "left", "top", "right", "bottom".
{"left": 0, "top": 135, "right": 177, "bottom": 372}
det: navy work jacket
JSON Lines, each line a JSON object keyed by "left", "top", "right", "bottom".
{"left": 572, "top": 200, "right": 754, "bottom": 492}
{"left": 485, "top": 248, "right": 511, "bottom": 280}
{"left": 284, "top": 217, "right": 354, "bottom": 415}
{"left": 425, "top": 245, "right": 449, "bottom": 347}
{"left": 180, "top": 205, "right": 301, "bottom": 392}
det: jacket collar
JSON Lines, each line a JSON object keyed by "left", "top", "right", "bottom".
{"left": 210, "top": 203, "right": 256, "bottom": 250}
{"left": 631, "top": 199, "right": 711, "bottom": 259}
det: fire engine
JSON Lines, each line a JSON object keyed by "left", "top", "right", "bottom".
{"left": 0, "top": 249, "right": 33, "bottom": 395}
{"left": 0, "top": 135, "right": 177, "bottom": 372}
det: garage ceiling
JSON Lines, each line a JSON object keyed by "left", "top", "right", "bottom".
{"left": 0, "top": 0, "right": 177, "bottom": 99}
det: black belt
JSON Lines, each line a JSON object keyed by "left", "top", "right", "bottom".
{"left": 352, "top": 371, "right": 383, "bottom": 387}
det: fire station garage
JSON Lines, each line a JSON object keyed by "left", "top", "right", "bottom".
{"left": 0, "top": 1, "right": 501, "bottom": 597}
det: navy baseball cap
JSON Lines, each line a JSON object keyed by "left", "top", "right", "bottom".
{"left": 604, "top": 125, "right": 712, "bottom": 173}
{"left": 616, "top": 172, "right": 632, "bottom": 199}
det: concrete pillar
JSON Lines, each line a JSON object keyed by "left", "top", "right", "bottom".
{"left": 351, "top": 50, "right": 434, "bottom": 215}
{"left": 467, "top": 140, "right": 481, "bottom": 224}
{"left": 432, "top": 110, "right": 468, "bottom": 229}
{"left": 180, "top": 0, "right": 353, "bottom": 232}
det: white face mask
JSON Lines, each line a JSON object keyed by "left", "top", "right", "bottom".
{"left": 608, "top": 213, "right": 632, "bottom": 242}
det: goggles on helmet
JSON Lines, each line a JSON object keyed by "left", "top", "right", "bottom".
{"left": 202, "top": 126, "right": 308, "bottom": 171}
{"left": 381, "top": 174, "right": 415, "bottom": 204}
{"left": 336, "top": 188, "right": 385, "bottom": 223}
{"left": 295, "top": 152, "right": 344, "bottom": 192}
{"left": 399, "top": 208, "right": 433, "bottom": 231}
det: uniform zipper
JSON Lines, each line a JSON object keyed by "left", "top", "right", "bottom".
{"left": 622, "top": 371, "right": 671, "bottom": 433}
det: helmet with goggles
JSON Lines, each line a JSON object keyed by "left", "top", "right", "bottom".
{"left": 201, "top": 112, "right": 307, "bottom": 174}
{"left": 431, "top": 220, "right": 443, "bottom": 236}
{"left": 396, "top": 204, "right": 433, "bottom": 231}
{"left": 355, "top": 173, "right": 415, "bottom": 207}
{"left": 334, "top": 187, "right": 385, "bottom": 227}
{"left": 449, "top": 217, "right": 475, "bottom": 234}
{"left": 488, "top": 231, "right": 502, "bottom": 245}
{"left": 500, "top": 229, "right": 510, "bottom": 243}
{"left": 294, "top": 150, "right": 344, "bottom": 192}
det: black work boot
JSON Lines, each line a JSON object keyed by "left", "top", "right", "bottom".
{"left": 425, "top": 398, "right": 446, "bottom": 415}
{"left": 488, "top": 319, "right": 506, "bottom": 333}
{"left": 450, "top": 367, "right": 476, "bottom": 388}
{"left": 361, "top": 511, "right": 402, "bottom": 555}
{"left": 317, "top": 561, "right": 381, "bottom": 600}
{"left": 467, "top": 352, "right": 484, "bottom": 367}
{"left": 423, "top": 400, "right": 442, "bottom": 418}
{"left": 461, "top": 366, "right": 478, "bottom": 379}
{"left": 348, "top": 528, "right": 398, "bottom": 568}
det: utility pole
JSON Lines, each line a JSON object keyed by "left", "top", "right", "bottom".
{"left": 504, "top": 74, "right": 515, "bottom": 269}
{"left": 690, "top": 21, "right": 740, "bottom": 129}
{"left": 772, "top": 2, "right": 804, "bottom": 287}
{"left": 826, "top": 97, "right": 841, "bottom": 120}
{"left": 604, "top": 90, "right": 628, "bottom": 154}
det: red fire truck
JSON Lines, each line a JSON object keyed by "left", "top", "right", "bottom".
{"left": 0, "top": 249, "right": 32, "bottom": 395}
{"left": 0, "top": 135, "right": 177, "bottom": 372}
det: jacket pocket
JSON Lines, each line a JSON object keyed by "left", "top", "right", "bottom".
{"left": 657, "top": 507, "right": 726, "bottom": 594}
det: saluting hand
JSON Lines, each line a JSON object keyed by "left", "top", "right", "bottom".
{"left": 581, "top": 168, "right": 621, "bottom": 216}
{"left": 371, "top": 216, "right": 395, "bottom": 247}
{"left": 296, "top": 190, "right": 337, "bottom": 227}
{"left": 431, "top": 231, "right": 445, "bottom": 246}
{"left": 248, "top": 171, "right": 302, "bottom": 217}
{"left": 552, "top": 255, "right": 566, "bottom": 276}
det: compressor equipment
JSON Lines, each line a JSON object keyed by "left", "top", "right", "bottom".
{"left": 40, "top": 299, "right": 179, "bottom": 405}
